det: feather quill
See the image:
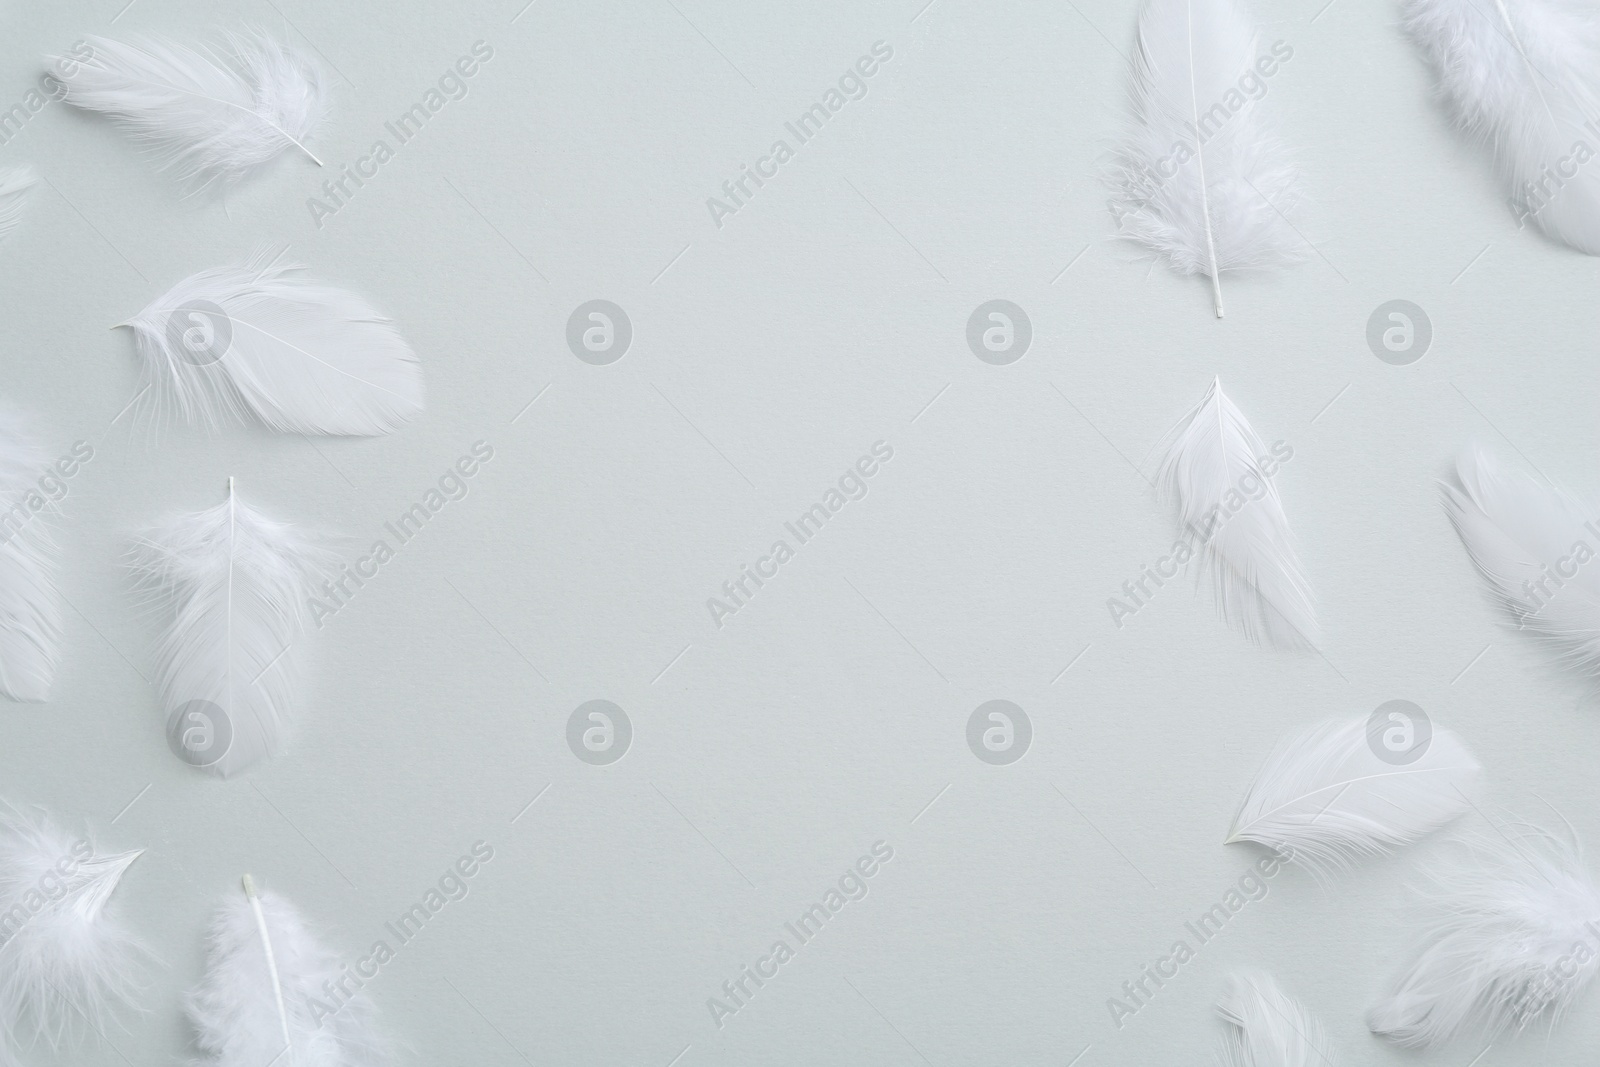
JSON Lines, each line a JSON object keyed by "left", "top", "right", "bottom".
{"left": 1157, "top": 378, "right": 1316, "bottom": 648}
{"left": 0, "top": 167, "right": 35, "bottom": 245}
{"left": 1405, "top": 0, "right": 1600, "bottom": 253}
{"left": 128, "top": 481, "right": 335, "bottom": 777}
{"left": 48, "top": 31, "right": 326, "bottom": 192}
{"left": 1109, "top": 0, "right": 1304, "bottom": 316}
{"left": 0, "top": 411, "right": 62, "bottom": 703}
{"left": 119, "top": 248, "right": 424, "bottom": 436}
{"left": 1369, "top": 822, "right": 1600, "bottom": 1048}
{"left": 187, "top": 875, "right": 390, "bottom": 1066}
{"left": 1216, "top": 972, "right": 1334, "bottom": 1067}
{"left": 1227, "top": 715, "right": 1479, "bottom": 875}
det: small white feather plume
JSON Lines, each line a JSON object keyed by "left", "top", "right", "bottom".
{"left": 1442, "top": 445, "right": 1600, "bottom": 679}
{"left": 1404, "top": 0, "right": 1600, "bottom": 253}
{"left": 48, "top": 31, "right": 327, "bottom": 192}
{"left": 187, "top": 876, "right": 390, "bottom": 1067}
{"left": 1109, "top": 0, "right": 1303, "bottom": 316}
{"left": 0, "top": 167, "right": 35, "bottom": 245}
{"left": 1216, "top": 972, "right": 1334, "bottom": 1067}
{"left": 1157, "top": 379, "right": 1316, "bottom": 648}
{"left": 128, "top": 481, "right": 335, "bottom": 778}
{"left": 1369, "top": 821, "right": 1600, "bottom": 1048}
{"left": 119, "top": 248, "right": 425, "bottom": 436}
{"left": 0, "top": 801, "right": 145, "bottom": 1060}
{"left": 1228, "top": 715, "right": 1479, "bottom": 876}
{"left": 0, "top": 411, "right": 62, "bottom": 703}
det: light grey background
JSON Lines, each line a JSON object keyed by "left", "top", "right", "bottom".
{"left": 1, "top": 0, "right": 1597, "bottom": 1063}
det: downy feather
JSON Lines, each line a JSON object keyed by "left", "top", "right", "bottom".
{"left": 128, "top": 481, "right": 335, "bottom": 777}
{"left": 1369, "top": 821, "right": 1600, "bottom": 1048}
{"left": 120, "top": 248, "right": 424, "bottom": 436}
{"left": 48, "top": 31, "right": 327, "bottom": 192}
{"left": 1405, "top": 0, "right": 1600, "bottom": 253}
{"left": 1157, "top": 378, "right": 1316, "bottom": 648}
{"left": 1216, "top": 972, "right": 1334, "bottom": 1067}
{"left": 0, "top": 168, "right": 35, "bottom": 245}
{"left": 1227, "top": 715, "right": 1479, "bottom": 876}
{"left": 1109, "top": 0, "right": 1304, "bottom": 316}
{"left": 0, "top": 411, "right": 62, "bottom": 702}
{"left": 187, "top": 876, "right": 389, "bottom": 1066}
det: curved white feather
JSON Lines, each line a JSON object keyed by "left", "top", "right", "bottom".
{"left": 49, "top": 31, "right": 327, "bottom": 191}
{"left": 1217, "top": 972, "right": 1334, "bottom": 1067}
{"left": 1227, "top": 716, "right": 1479, "bottom": 876}
{"left": 1109, "top": 0, "right": 1303, "bottom": 315}
{"left": 1442, "top": 445, "right": 1600, "bottom": 678}
{"left": 1157, "top": 379, "right": 1316, "bottom": 648}
{"left": 121, "top": 248, "right": 425, "bottom": 436}
{"left": 128, "top": 482, "right": 335, "bottom": 777}
{"left": 0, "top": 411, "right": 61, "bottom": 702}
{"left": 0, "top": 167, "right": 35, "bottom": 245}
{"left": 1369, "top": 823, "right": 1600, "bottom": 1048}
{"left": 1405, "top": 0, "right": 1600, "bottom": 253}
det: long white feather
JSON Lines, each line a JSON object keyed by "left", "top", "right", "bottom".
{"left": 128, "top": 481, "right": 335, "bottom": 778}
{"left": 187, "top": 876, "right": 390, "bottom": 1066}
{"left": 1405, "top": 0, "right": 1600, "bottom": 252}
{"left": 0, "top": 411, "right": 62, "bottom": 703}
{"left": 1216, "top": 972, "right": 1334, "bottom": 1067}
{"left": 1369, "top": 822, "right": 1600, "bottom": 1048}
{"left": 1227, "top": 715, "right": 1479, "bottom": 876}
{"left": 1157, "top": 378, "right": 1316, "bottom": 648}
{"left": 48, "top": 31, "right": 327, "bottom": 192}
{"left": 1442, "top": 445, "right": 1600, "bottom": 679}
{"left": 1109, "top": 0, "right": 1304, "bottom": 316}
{"left": 0, "top": 167, "right": 35, "bottom": 245}
{"left": 0, "top": 801, "right": 145, "bottom": 1060}
{"left": 119, "top": 248, "right": 425, "bottom": 436}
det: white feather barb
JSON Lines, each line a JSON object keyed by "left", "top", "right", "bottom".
{"left": 1227, "top": 715, "right": 1479, "bottom": 876}
{"left": 1405, "top": 0, "right": 1600, "bottom": 253}
{"left": 48, "top": 32, "right": 327, "bottom": 192}
{"left": 119, "top": 248, "right": 425, "bottom": 436}
{"left": 1109, "top": 0, "right": 1304, "bottom": 316}
{"left": 1368, "top": 821, "right": 1600, "bottom": 1048}
{"left": 128, "top": 481, "right": 335, "bottom": 777}
{"left": 1157, "top": 379, "right": 1316, "bottom": 649}
{"left": 187, "top": 876, "right": 390, "bottom": 1067}
{"left": 1216, "top": 972, "right": 1335, "bottom": 1067}
{"left": 0, "top": 167, "right": 35, "bottom": 245}
{"left": 0, "top": 410, "right": 62, "bottom": 702}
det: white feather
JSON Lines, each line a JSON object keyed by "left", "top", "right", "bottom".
{"left": 1216, "top": 972, "right": 1334, "bottom": 1067}
{"left": 49, "top": 31, "right": 327, "bottom": 192}
{"left": 187, "top": 877, "right": 390, "bottom": 1067}
{"left": 1227, "top": 716, "right": 1479, "bottom": 876}
{"left": 120, "top": 248, "right": 425, "bottom": 436}
{"left": 1404, "top": 0, "right": 1600, "bottom": 253}
{"left": 0, "top": 167, "right": 35, "bottom": 245}
{"left": 0, "top": 801, "right": 145, "bottom": 1060}
{"left": 1109, "top": 0, "right": 1304, "bottom": 316}
{"left": 128, "top": 481, "right": 335, "bottom": 778}
{"left": 1369, "top": 822, "right": 1600, "bottom": 1048}
{"left": 1157, "top": 378, "right": 1316, "bottom": 648}
{"left": 0, "top": 411, "right": 61, "bottom": 703}
{"left": 1442, "top": 445, "right": 1600, "bottom": 679}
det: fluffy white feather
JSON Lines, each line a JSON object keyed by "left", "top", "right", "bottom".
{"left": 1157, "top": 379, "right": 1316, "bottom": 648}
{"left": 0, "top": 801, "right": 145, "bottom": 1060}
{"left": 187, "top": 876, "right": 389, "bottom": 1067}
{"left": 1109, "top": 0, "right": 1303, "bottom": 315}
{"left": 48, "top": 31, "right": 327, "bottom": 192}
{"left": 128, "top": 481, "right": 335, "bottom": 777}
{"left": 1369, "top": 822, "right": 1600, "bottom": 1048}
{"left": 119, "top": 248, "right": 424, "bottom": 436}
{"left": 1442, "top": 445, "right": 1600, "bottom": 678}
{"left": 0, "top": 411, "right": 61, "bottom": 703}
{"left": 1216, "top": 972, "right": 1334, "bottom": 1067}
{"left": 1227, "top": 715, "right": 1479, "bottom": 876}
{"left": 0, "top": 167, "right": 35, "bottom": 245}
{"left": 1405, "top": 0, "right": 1600, "bottom": 253}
